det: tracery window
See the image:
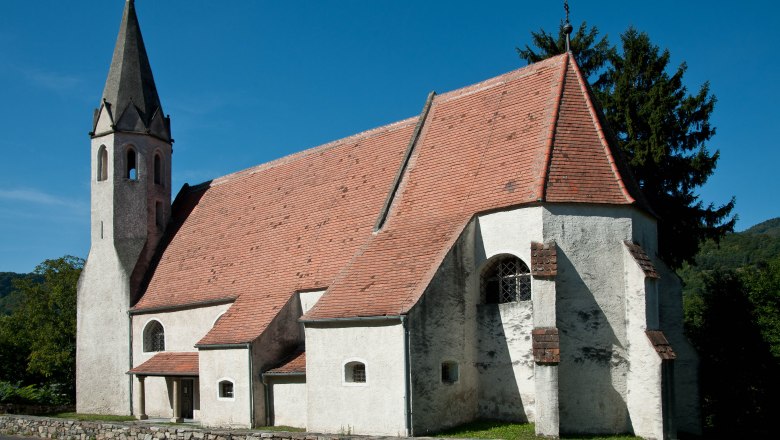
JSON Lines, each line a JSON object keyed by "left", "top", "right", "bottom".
{"left": 482, "top": 255, "right": 531, "bottom": 303}
{"left": 143, "top": 320, "right": 165, "bottom": 352}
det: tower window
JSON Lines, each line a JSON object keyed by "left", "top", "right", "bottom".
{"left": 126, "top": 148, "right": 138, "bottom": 180}
{"left": 155, "top": 201, "right": 164, "bottom": 229}
{"left": 154, "top": 153, "right": 162, "bottom": 186}
{"left": 97, "top": 146, "right": 108, "bottom": 181}
{"left": 142, "top": 320, "right": 165, "bottom": 352}
{"left": 344, "top": 361, "right": 367, "bottom": 385}
{"left": 482, "top": 255, "right": 531, "bottom": 303}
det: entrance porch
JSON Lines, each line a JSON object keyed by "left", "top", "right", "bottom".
{"left": 128, "top": 352, "right": 200, "bottom": 422}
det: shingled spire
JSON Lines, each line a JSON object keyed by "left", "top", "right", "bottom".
{"left": 93, "top": 0, "right": 170, "bottom": 142}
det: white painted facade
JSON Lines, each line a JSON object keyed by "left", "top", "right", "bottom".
{"left": 305, "top": 322, "right": 407, "bottom": 436}
{"left": 130, "top": 304, "right": 232, "bottom": 420}
{"left": 267, "top": 377, "right": 307, "bottom": 428}
{"left": 199, "top": 348, "right": 252, "bottom": 428}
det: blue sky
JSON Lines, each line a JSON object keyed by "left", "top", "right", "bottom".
{"left": 0, "top": 0, "right": 777, "bottom": 273}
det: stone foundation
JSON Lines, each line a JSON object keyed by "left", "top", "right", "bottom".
{"left": 0, "top": 415, "right": 440, "bottom": 440}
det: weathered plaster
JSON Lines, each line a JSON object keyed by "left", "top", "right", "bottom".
{"left": 475, "top": 207, "right": 543, "bottom": 423}
{"left": 543, "top": 204, "right": 634, "bottom": 434}
{"left": 305, "top": 321, "right": 406, "bottom": 436}
{"left": 408, "top": 222, "right": 478, "bottom": 435}
{"left": 77, "top": 130, "right": 171, "bottom": 415}
{"left": 252, "top": 293, "right": 306, "bottom": 427}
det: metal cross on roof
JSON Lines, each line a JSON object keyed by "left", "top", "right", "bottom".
{"left": 563, "top": 0, "right": 574, "bottom": 53}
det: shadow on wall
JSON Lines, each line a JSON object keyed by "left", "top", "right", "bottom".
{"left": 476, "top": 302, "right": 528, "bottom": 422}
{"left": 555, "top": 248, "right": 632, "bottom": 434}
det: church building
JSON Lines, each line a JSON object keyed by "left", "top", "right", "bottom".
{"left": 76, "top": 1, "right": 700, "bottom": 439}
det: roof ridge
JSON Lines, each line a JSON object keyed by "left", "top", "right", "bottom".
{"left": 208, "top": 116, "right": 418, "bottom": 188}
{"left": 538, "top": 53, "right": 570, "bottom": 201}
{"left": 568, "top": 56, "right": 635, "bottom": 204}
{"left": 436, "top": 54, "right": 567, "bottom": 104}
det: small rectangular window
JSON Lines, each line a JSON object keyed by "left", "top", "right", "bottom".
{"left": 441, "top": 361, "right": 459, "bottom": 384}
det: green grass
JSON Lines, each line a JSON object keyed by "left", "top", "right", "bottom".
{"left": 437, "top": 420, "right": 640, "bottom": 440}
{"left": 48, "top": 412, "right": 137, "bottom": 422}
{"left": 253, "top": 425, "right": 306, "bottom": 432}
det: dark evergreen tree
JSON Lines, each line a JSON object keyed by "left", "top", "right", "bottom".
{"left": 517, "top": 21, "right": 613, "bottom": 87}
{"left": 685, "top": 270, "right": 780, "bottom": 436}
{"left": 519, "top": 24, "right": 735, "bottom": 268}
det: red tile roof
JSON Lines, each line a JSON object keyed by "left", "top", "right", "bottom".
{"left": 134, "top": 54, "right": 645, "bottom": 343}
{"left": 624, "top": 241, "right": 660, "bottom": 279}
{"left": 128, "top": 352, "right": 199, "bottom": 377}
{"left": 646, "top": 330, "right": 677, "bottom": 360}
{"left": 305, "top": 54, "right": 641, "bottom": 320}
{"left": 265, "top": 351, "right": 306, "bottom": 376}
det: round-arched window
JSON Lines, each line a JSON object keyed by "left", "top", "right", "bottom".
{"left": 97, "top": 146, "right": 108, "bottom": 181}
{"left": 481, "top": 255, "right": 531, "bottom": 303}
{"left": 143, "top": 320, "right": 165, "bottom": 352}
{"left": 344, "top": 361, "right": 367, "bottom": 384}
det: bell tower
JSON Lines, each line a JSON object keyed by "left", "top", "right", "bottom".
{"left": 77, "top": 0, "right": 172, "bottom": 415}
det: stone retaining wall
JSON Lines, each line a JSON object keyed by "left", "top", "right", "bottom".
{"left": 0, "top": 415, "right": 441, "bottom": 440}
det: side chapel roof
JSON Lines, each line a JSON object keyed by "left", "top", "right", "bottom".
{"left": 131, "top": 53, "right": 647, "bottom": 345}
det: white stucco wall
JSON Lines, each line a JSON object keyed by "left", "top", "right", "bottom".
{"left": 268, "top": 377, "right": 307, "bottom": 428}
{"left": 305, "top": 322, "right": 407, "bottom": 436}
{"left": 542, "top": 204, "right": 635, "bottom": 433}
{"left": 199, "top": 348, "right": 251, "bottom": 428}
{"left": 129, "top": 303, "right": 232, "bottom": 419}
{"left": 300, "top": 290, "right": 325, "bottom": 314}
{"left": 76, "top": 246, "right": 133, "bottom": 415}
{"left": 77, "top": 130, "right": 172, "bottom": 416}
{"left": 623, "top": 246, "right": 664, "bottom": 440}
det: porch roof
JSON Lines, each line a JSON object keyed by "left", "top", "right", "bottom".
{"left": 128, "top": 352, "right": 199, "bottom": 377}
{"left": 264, "top": 351, "right": 306, "bottom": 376}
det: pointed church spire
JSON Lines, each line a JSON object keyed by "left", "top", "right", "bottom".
{"left": 99, "top": 0, "right": 170, "bottom": 141}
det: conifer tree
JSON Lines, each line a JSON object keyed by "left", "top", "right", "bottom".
{"left": 519, "top": 24, "right": 735, "bottom": 268}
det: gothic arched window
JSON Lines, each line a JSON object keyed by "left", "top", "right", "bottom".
{"left": 97, "top": 146, "right": 108, "bottom": 181}
{"left": 143, "top": 320, "right": 165, "bottom": 352}
{"left": 126, "top": 147, "right": 138, "bottom": 180}
{"left": 481, "top": 255, "right": 531, "bottom": 304}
